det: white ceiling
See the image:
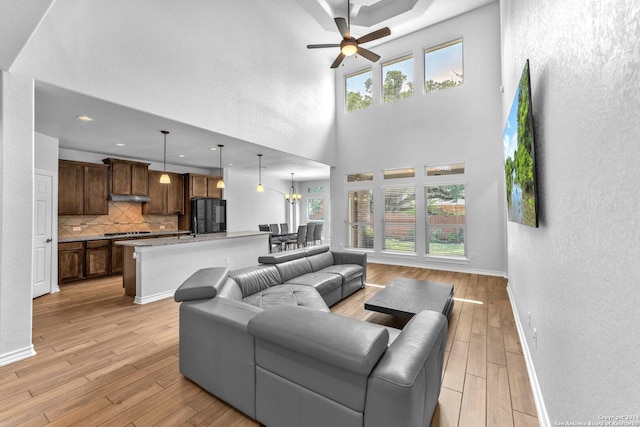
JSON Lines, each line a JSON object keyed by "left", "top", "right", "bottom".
{"left": 28, "top": 0, "right": 493, "bottom": 181}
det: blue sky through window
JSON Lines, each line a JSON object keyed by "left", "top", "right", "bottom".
{"left": 383, "top": 56, "right": 414, "bottom": 92}
{"left": 346, "top": 69, "right": 372, "bottom": 96}
{"left": 425, "top": 41, "right": 463, "bottom": 83}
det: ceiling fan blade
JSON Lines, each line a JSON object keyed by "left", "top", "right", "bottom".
{"left": 331, "top": 52, "right": 346, "bottom": 68}
{"left": 307, "top": 43, "right": 341, "bottom": 49}
{"left": 356, "top": 27, "right": 391, "bottom": 44}
{"left": 356, "top": 46, "right": 380, "bottom": 63}
{"left": 334, "top": 17, "right": 350, "bottom": 39}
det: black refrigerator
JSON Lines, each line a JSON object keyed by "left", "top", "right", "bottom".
{"left": 191, "top": 198, "right": 226, "bottom": 235}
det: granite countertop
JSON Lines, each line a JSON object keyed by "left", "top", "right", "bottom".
{"left": 115, "top": 231, "right": 269, "bottom": 247}
{"left": 58, "top": 230, "right": 191, "bottom": 243}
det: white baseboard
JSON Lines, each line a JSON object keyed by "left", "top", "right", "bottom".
{"left": 507, "top": 284, "right": 550, "bottom": 427}
{"left": 0, "top": 345, "right": 36, "bottom": 368}
{"left": 134, "top": 289, "right": 176, "bottom": 305}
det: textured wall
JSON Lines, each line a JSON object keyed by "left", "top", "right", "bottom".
{"left": 501, "top": 0, "right": 640, "bottom": 422}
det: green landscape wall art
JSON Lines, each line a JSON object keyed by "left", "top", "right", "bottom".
{"left": 503, "top": 60, "right": 539, "bottom": 227}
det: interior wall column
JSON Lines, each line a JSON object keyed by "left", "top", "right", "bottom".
{"left": 0, "top": 71, "right": 36, "bottom": 366}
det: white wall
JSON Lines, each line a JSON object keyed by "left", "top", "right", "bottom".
{"left": 10, "top": 0, "right": 337, "bottom": 166}
{"left": 0, "top": 71, "right": 35, "bottom": 366}
{"left": 331, "top": 3, "right": 506, "bottom": 275}
{"left": 501, "top": 0, "right": 640, "bottom": 422}
{"left": 34, "top": 132, "right": 58, "bottom": 172}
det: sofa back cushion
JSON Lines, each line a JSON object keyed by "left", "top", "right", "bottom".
{"left": 307, "top": 251, "right": 334, "bottom": 272}
{"left": 274, "top": 258, "right": 313, "bottom": 283}
{"left": 258, "top": 245, "right": 329, "bottom": 264}
{"left": 217, "top": 278, "right": 243, "bottom": 301}
{"left": 229, "top": 265, "right": 282, "bottom": 298}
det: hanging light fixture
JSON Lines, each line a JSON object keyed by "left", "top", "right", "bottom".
{"left": 285, "top": 172, "right": 302, "bottom": 204}
{"left": 159, "top": 130, "right": 171, "bottom": 184}
{"left": 216, "top": 144, "right": 225, "bottom": 189}
{"left": 256, "top": 154, "right": 264, "bottom": 192}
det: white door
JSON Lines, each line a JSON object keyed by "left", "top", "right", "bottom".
{"left": 33, "top": 174, "right": 53, "bottom": 298}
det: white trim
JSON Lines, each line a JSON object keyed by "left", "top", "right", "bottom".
{"left": 507, "top": 284, "right": 550, "bottom": 427}
{"left": 134, "top": 289, "right": 176, "bottom": 305}
{"left": 367, "top": 257, "right": 507, "bottom": 278}
{"left": 0, "top": 345, "right": 36, "bottom": 368}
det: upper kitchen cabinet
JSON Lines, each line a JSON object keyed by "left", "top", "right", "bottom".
{"left": 58, "top": 160, "right": 109, "bottom": 215}
{"left": 102, "top": 158, "right": 150, "bottom": 199}
{"left": 144, "top": 171, "right": 184, "bottom": 215}
{"left": 178, "top": 173, "right": 223, "bottom": 230}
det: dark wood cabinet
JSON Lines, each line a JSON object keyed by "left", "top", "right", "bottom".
{"left": 111, "top": 240, "right": 124, "bottom": 274}
{"left": 103, "top": 158, "right": 150, "bottom": 197}
{"left": 179, "top": 173, "right": 223, "bottom": 230}
{"left": 83, "top": 164, "right": 109, "bottom": 215}
{"left": 85, "top": 240, "right": 110, "bottom": 278}
{"left": 144, "top": 171, "right": 184, "bottom": 215}
{"left": 58, "top": 160, "right": 109, "bottom": 215}
{"left": 58, "top": 242, "right": 85, "bottom": 282}
{"left": 58, "top": 161, "right": 84, "bottom": 215}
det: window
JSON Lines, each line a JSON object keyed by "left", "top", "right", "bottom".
{"left": 346, "top": 69, "right": 373, "bottom": 112}
{"left": 347, "top": 189, "right": 374, "bottom": 249}
{"left": 382, "top": 55, "right": 414, "bottom": 103}
{"left": 307, "top": 186, "right": 324, "bottom": 193}
{"left": 425, "top": 39, "right": 463, "bottom": 93}
{"left": 383, "top": 167, "right": 415, "bottom": 179}
{"left": 426, "top": 162, "right": 465, "bottom": 176}
{"left": 307, "top": 198, "right": 325, "bottom": 222}
{"left": 347, "top": 172, "right": 374, "bottom": 182}
{"left": 383, "top": 187, "right": 416, "bottom": 252}
{"left": 426, "top": 184, "right": 466, "bottom": 257}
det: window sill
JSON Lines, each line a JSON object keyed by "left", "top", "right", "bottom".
{"left": 381, "top": 250, "right": 418, "bottom": 259}
{"left": 424, "top": 254, "right": 469, "bottom": 264}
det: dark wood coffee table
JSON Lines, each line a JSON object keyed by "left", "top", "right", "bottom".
{"left": 365, "top": 277, "right": 454, "bottom": 319}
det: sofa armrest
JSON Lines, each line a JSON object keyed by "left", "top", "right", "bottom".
{"left": 247, "top": 305, "right": 388, "bottom": 376}
{"left": 174, "top": 267, "right": 229, "bottom": 302}
{"left": 331, "top": 250, "right": 367, "bottom": 281}
{"left": 364, "top": 310, "right": 447, "bottom": 427}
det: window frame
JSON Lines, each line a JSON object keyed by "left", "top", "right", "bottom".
{"left": 382, "top": 185, "right": 417, "bottom": 254}
{"left": 381, "top": 54, "right": 415, "bottom": 104}
{"left": 424, "top": 181, "right": 467, "bottom": 259}
{"left": 345, "top": 68, "right": 373, "bottom": 113}
{"left": 424, "top": 38, "right": 464, "bottom": 94}
{"left": 345, "top": 187, "right": 375, "bottom": 251}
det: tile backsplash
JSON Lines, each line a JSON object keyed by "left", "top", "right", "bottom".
{"left": 58, "top": 202, "right": 179, "bottom": 238}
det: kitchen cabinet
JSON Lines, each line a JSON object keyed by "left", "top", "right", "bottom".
{"left": 102, "top": 158, "right": 150, "bottom": 197}
{"left": 58, "top": 160, "right": 109, "bottom": 215}
{"left": 179, "top": 173, "right": 223, "bottom": 230}
{"left": 58, "top": 241, "right": 85, "bottom": 282}
{"left": 85, "top": 240, "right": 110, "bottom": 278}
{"left": 111, "top": 240, "right": 124, "bottom": 274}
{"left": 144, "top": 171, "right": 184, "bottom": 215}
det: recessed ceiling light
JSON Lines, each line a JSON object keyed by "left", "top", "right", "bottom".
{"left": 178, "top": 154, "right": 185, "bottom": 158}
{"left": 116, "top": 143, "right": 125, "bottom": 147}
{"left": 210, "top": 147, "right": 217, "bottom": 151}
{"left": 76, "top": 115, "right": 94, "bottom": 122}
{"left": 227, "top": 163, "right": 234, "bottom": 166}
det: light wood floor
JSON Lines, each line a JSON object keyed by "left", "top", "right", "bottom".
{"left": 0, "top": 264, "right": 539, "bottom": 426}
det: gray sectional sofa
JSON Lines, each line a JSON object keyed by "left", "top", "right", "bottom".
{"left": 174, "top": 245, "right": 448, "bottom": 427}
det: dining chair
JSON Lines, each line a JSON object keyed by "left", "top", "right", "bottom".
{"left": 313, "top": 223, "right": 323, "bottom": 245}
{"left": 305, "top": 223, "right": 316, "bottom": 246}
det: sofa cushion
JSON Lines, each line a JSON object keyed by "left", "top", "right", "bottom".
{"left": 217, "top": 278, "right": 243, "bottom": 301}
{"left": 318, "top": 264, "right": 363, "bottom": 284}
{"left": 174, "top": 267, "right": 229, "bottom": 302}
{"left": 274, "top": 258, "right": 313, "bottom": 283}
{"left": 230, "top": 265, "right": 282, "bottom": 298}
{"left": 258, "top": 245, "right": 329, "bottom": 264}
{"left": 243, "top": 285, "right": 330, "bottom": 312}
{"left": 285, "top": 272, "right": 342, "bottom": 296}
{"left": 307, "top": 251, "right": 334, "bottom": 272}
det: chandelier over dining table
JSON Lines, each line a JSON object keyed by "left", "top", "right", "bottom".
{"left": 285, "top": 172, "right": 301, "bottom": 204}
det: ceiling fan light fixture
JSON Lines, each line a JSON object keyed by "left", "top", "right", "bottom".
{"left": 341, "top": 40, "right": 358, "bottom": 56}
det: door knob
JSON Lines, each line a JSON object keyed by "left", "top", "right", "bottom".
{"left": 46, "top": 238, "right": 52, "bottom": 243}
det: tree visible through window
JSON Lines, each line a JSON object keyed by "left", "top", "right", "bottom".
{"left": 346, "top": 69, "right": 372, "bottom": 112}
{"left": 307, "top": 198, "right": 324, "bottom": 222}
{"left": 383, "top": 56, "right": 414, "bottom": 103}
{"left": 425, "top": 39, "right": 463, "bottom": 93}
{"left": 426, "top": 184, "right": 466, "bottom": 256}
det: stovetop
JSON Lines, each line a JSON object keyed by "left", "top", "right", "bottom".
{"left": 103, "top": 231, "right": 152, "bottom": 237}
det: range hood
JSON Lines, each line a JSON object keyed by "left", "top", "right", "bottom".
{"left": 108, "top": 194, "right": 151, "bottom": 203}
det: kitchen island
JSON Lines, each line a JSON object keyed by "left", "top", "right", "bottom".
{"left": 117, "top": 231, "right": 270, "bottom": 304}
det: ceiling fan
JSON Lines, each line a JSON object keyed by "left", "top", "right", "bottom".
{"left": 307, "top": 0, "right": 391, "bottom": 68}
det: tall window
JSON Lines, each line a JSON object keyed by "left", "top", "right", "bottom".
{"left": 346, "top": 69, "right": 373, "bottom": 112}
{"left": 426, "top": 184, "right": 466, "bottom": 257}
{"left": 347, "top": 189, "right": 374, "bottom": 249}
{"left": 382, "top": 55, "right": 414, "bottom": 103}
{"left": 383, "top": 187, "right": 416, "bottom": 252}
{"left": 307, "top": 198, "right": 324, "bottom": 222}
{"left": 425, "top": 39, "right": 463, "bottom": 93}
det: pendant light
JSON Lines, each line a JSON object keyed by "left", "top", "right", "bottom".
{"left": 159, "top": 130, "right": 171, "bottom": 184}
{"left": 256, "top": 154, "right": 264, "bottom": 192}
{"left": 285, "top": 172, "right": 301, "bottom": 204}
{"left": 216, "top": 144, "right": 225, "bottom": 189}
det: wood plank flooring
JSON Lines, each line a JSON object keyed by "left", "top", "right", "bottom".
{"left": 0, "top": 264, "right": 538, "bottom": 426}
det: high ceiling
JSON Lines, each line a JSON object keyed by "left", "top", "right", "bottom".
{"left": 19, "top": 0, "right": 493, "bottom": 181}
